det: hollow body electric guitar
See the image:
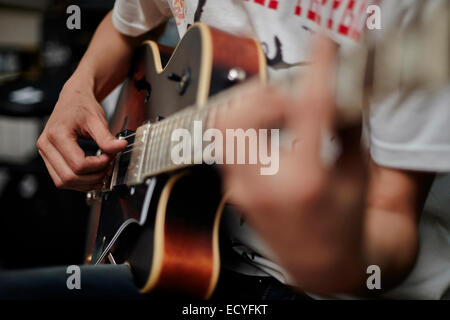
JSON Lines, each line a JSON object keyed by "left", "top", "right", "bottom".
{"left": 85, "top": 23, "right": 267, "bottom": 299}
{"left": 85, "top": 6, "right": 450, "bottom": 299}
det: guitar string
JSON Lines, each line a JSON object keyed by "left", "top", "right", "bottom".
{"left": 119, "top": 132, "right": 137, "bottom": 139}
{"left": 119, "top": 142, "right": 144, "bottom": 155}
{"left": 116, "top": 117, "right": 204, "bottom": 155}
{"left": 116, "top": 107, "right": 209, "bottom": 160}
{"left": 117, "top": 105, "right": 206, "bottom": 141}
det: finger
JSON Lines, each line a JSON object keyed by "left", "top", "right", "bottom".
{"left": 46, "top": 129, "right": 113, "bottom": 175}
{"left": 39, "top": 140, "right": 107, "bottom": 190}
{"left": 40, "top": 149, "right": 101, "bottom": 192}
{"left": 288, "top": 36, "right": 338, "bottom": 167}
{"left": 288, "top": 35, "right": 338, "bottom": 127}
{"left": 86, "top": 109, "right": 128, "bottom": 154}
{"left": 302, "top": 34, "right": 338, "bottom": 125}
{"left": 215, "top": 83, "right": 286, "bottom": 132}
{"left": 38, "top": 149, "right": 63, "bottom": 187}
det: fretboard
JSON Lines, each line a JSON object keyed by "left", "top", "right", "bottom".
{"left": 111, "top": 104, "right": 212, "bottom": 188}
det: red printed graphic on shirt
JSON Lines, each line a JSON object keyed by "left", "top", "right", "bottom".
{"left": 173, "top": 0, "right": 186, "bottom": 26}
{"left": 244, "top": 0, "right": 370, "bottom": 41}
{"left": 188, "top": 0, "right": 373, "bottom": 69}
{"left": 306, "top": 0, "right": 327, "bottom": 24}
{"left": 243, "top": 0, "right": 279, "bottom": 10}
{"left": 337, "top": 0, "right": 368, "bottom": 40}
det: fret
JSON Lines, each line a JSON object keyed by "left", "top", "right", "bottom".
{"left": 172, "top": 114, "right": 183, "bottom": 165}
{"left": 151, "top": 124, "right": 158, "bottom": 174}
{"left": 166, "top": 118, "right": 173, "bottom": 166}
{"left": 187, "top": 110, "right": 194, "bottom": 164}
{"left": 144, "top": 124, "right": 155, "bottom": 175}
{"left": 154, "top": 124, "right": 162, "bottom": 172}
{"left": 166, "top": 117, "right": 176, "bottom": 167}
{"left": 159, "top": 120, "right": 169, "bottom": 171}
{"left": 160, "top": 120, "right": 168, "bottom": 171}
{"left": 158, "top": 121, "right": 165, "bottom": 172}
{"left": 197, "top": 108, "right": 208, "bottom": 165}
{"left": 153, "top": 123, "right": 162, "bottom": 173}
{"left": 154, "top": 122, "right": 161, "bottom": 173}
{"left": 147, "top": 124, "right": 154, "bottom": 176}
{"left": 166, "top": 116, "right": 177, "bottom": 168}
{"left": 158, "top": 121, "right": 166, "bottom": 171}
{"left": 167, "top": 115, "right": 180, "bottom": 170}
{"left": 148, "top": 124, "right": 156, "bottom": 174}
{"left": 189, "top": 108, "right": 198, "bottom": 163}
{"left": 164, "top": 117, "right": 174, "bottom": 171}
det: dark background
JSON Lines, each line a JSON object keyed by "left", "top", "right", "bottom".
{"left": 0, "top": 0, "right": 116, "bottom": 270}
{"left": 0, "top": 0, "right": 177, "bottom": 270}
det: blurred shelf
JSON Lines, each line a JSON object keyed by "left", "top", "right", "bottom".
{"left": 0, "top": 0, "right": 50, "bottom": 11}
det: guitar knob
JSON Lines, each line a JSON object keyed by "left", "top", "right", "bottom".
{"left": 167, "top": 73, "right": 182, "bottom": 82}
{"left": 168, "top": 68, "right": 191, "bottom": 95}
{"left": 134, "top": 77, "right": 152, "bottom": 103}
{"left": 227, "top": 68, "right": 247, "bottom": 83}
{"left": 86, "top": 190, "right": 101, "bottom": 205}
{"left": 86, "top": 191, "right": 94, "bottom": 205}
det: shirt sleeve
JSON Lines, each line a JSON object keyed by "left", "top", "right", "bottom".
{"left": 362, "top": 0, "right": 450, "bottom": 173}
{"left": 363, "top": 85, "right": 450, "bottom": 173}
{"left": 112, "top": 0, "right": 172, "bottom": 37}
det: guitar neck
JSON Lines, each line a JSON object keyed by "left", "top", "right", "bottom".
{"left": 110, "top": 105, "right": 211, "bottom": 188}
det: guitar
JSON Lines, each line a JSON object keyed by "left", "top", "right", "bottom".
{"left": 85, "top": 23, "right": 266, "bottom": 299}
{"left": 84, "top": 3, "right": 450, "bottom": 299}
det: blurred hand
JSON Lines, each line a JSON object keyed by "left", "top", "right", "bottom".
{"left": 216, "top": 36, "right": 367, "bottom": 292}
{"left": 37, "top": 77, "right": 127, "bottom": 192}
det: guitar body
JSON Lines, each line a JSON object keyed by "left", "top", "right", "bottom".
{"left": 85, "top": 23, "right": 266, "bottom": 299}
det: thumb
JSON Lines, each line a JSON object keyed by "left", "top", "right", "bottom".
{"left": 86, "top": 113, "right": 128, "bottom": 154}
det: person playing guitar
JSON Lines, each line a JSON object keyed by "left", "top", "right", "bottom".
{"left": 26, "top": 0, "right": 450, "bottom": 300}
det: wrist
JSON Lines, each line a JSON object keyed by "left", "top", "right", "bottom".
{"left": 63, "top": 67, "right": 96, "bottom": 96}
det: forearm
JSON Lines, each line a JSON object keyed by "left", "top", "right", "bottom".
{"left": 284, "top": 205, "right": 417, "bottom": 296}
{"left": 296, "top": 163, "right": 434, "bottom": 296}
{"left": 356, "top": 164, "right": 434, "bottom": 292}
{"left": 68, "top": 10, "right": 145, "bottom": 101}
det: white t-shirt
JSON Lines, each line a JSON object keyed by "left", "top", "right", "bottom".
{"left": 111, "top": 0, "right": 450, "bottom": 299}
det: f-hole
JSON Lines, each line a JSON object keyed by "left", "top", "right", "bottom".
{"left": 134, "top": 77, "right": 152, "bottom": 104}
